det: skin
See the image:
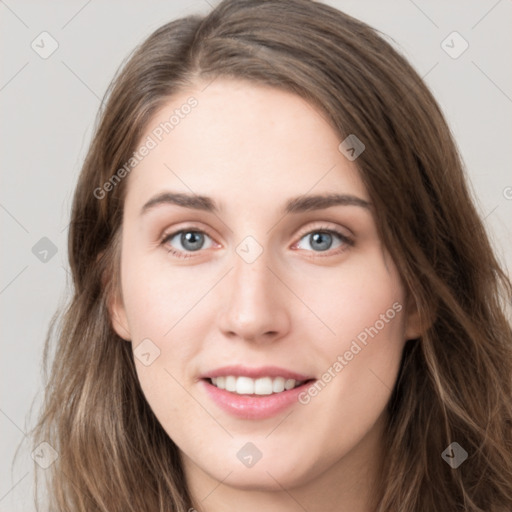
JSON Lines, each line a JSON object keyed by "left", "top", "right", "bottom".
{"left": 110, "top": 78, "right": 421, "bottom": 512}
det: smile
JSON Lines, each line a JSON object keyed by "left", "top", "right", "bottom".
{"left": 208, "top": 375, "right": 307, "bottom": 395}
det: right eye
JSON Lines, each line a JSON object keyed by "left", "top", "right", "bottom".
{"left": 161, "top": 228, "right": 216, "bottom": 258}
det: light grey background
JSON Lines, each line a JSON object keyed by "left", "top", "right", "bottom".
{"left": 1, "top": 1, "right": 511, "bottom": 510}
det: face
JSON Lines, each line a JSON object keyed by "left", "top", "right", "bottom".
{"left": 110, "top": 78, "right": 421, "bottom": 499}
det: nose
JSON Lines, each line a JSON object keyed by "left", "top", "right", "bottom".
{"left": 217, "top": 248, "right": 291, "bottom": 344}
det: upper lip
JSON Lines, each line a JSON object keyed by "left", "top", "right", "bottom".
{"left": 200, "top": 365, "right": 315, "bottom": 381}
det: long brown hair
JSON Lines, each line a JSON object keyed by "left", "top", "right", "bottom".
{"left": 30, "top": 0, "right": 512, "bottom": 510}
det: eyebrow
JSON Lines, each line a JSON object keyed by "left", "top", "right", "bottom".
{"left": 140, "top": 191, "right": 372, "bottom": 216}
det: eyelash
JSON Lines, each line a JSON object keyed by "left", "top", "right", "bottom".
{"left": 160, "top": 225, "right": 354, "bottom": 259}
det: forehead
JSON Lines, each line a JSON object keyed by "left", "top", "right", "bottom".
{"left": 123, "top": 78, "right": 369, "bottom": 213}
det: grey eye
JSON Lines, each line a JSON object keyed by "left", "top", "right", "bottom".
{"left": 179, "top": 231, "right": 205, "bottom": 251}
{"left": 164, "top": 230, "right": 214, "bottom": 253}
{"left": 297, "top": 231, "right": 344, "bottom": 252}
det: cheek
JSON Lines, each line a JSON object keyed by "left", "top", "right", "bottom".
{"left": 119, "top": 250, "right": 205, "bottom": 439}
{"left": 299, "top": 253, "right": 406, "bottom": 346}
{"left": 298, "top": 253, "right": 407, "bottom": 406}
{"left": 119, "top": 246, "right": 214, "bottom": 405}
{"left": 120, "top": 245, "right": 208, "bottom": 340}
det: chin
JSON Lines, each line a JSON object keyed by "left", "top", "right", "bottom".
{"left": 195, "top": 446, "right": 320, "bottom": 490}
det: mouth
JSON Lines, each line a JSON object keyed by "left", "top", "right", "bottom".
{"left": 201, "top": 375, "right": 316, "bottom": 419}
{"left": 199, "top": 365, "right": 317, "bottom": 419}
{"left": 204, "top": 375, "right": 315, "bottom": 396}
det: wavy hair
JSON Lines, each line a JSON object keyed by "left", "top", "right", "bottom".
{"left": 30, "top": 0, "right": 512, "bottom": 510}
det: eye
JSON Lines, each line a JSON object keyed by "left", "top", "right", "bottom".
{"left": 161, "top": 228, "right": 215, "bottom": 258}
{"left": 293, "top": 226, "right": 353, "bottom": 256}
{"left": 161, "top": 225, "right": 353, "bottom": 259}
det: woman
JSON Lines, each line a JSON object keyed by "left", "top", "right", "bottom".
{"left": 31, "top": 0, "right": 512, "bottom": 510}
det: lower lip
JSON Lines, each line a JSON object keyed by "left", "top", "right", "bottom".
{"left": 201, "top": 378, "right": 315, "bottom": 420}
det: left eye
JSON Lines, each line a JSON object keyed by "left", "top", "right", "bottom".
{"left": 294, "top": 229, "right": 351, "bottom": 253}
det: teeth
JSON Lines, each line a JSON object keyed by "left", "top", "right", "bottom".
{"left": 285, "top": 379, "right": 296, "bottom": 390}
{"left": 209, "top": 376, "right": 305, "bottom": 395}
{"left": 272, "top": 377, "right": 285, "bottom": 393}
{"left": 225, "top": 375, "right": 236, "bottom": 392}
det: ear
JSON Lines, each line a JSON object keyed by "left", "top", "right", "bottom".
{"left": 403, "top": 293, "right": 425, "bottom": 341}
{"left": 98, "top": 249, "right": 132, "bottom": 342}
{"left": 108, "top": 287, "right": 132, "bottom": 341}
